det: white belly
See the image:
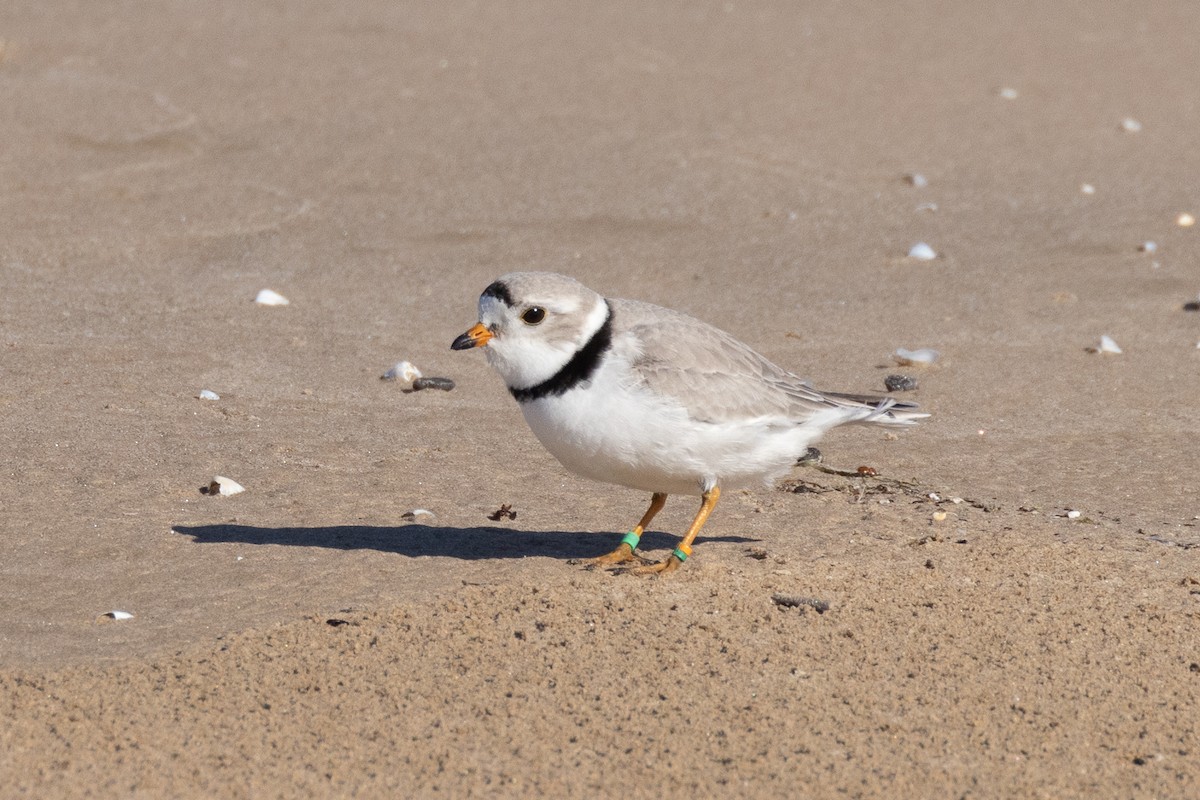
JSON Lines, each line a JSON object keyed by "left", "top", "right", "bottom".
{"left": 518, "top": 364, "right": 827, "bottom": 496}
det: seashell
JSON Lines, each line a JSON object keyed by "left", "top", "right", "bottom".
{"left": 382, "top": 360, "right": 422, "bottom": 384}
{"left": 1178, "top": 212, "right": 1196, "bottom": 228}
{"left": 198, "top": 389, "right": 220, "bottom": 401}
{"left": 1138, "top": 241, "right": 1157, "bottom": 253}
{"left": 998, "top": 87, "right": 1019, "bottom": 100}
{"left": 412, "top": 376, "right": 456, "bottom": 392}
{"left": 932, "top": 510, "right": 948, "bottom": 522}
{"left": 1120, "top": 117, "right": 1142, "bottom": 133}
{"left": 1080, "top": 183, "right": 1096, "bottom": 195}
{"left": 208, "top": 475, "right": 245, "bottom": 496}
{"left": 1066, "top": 510, "right": 1081, "bottom": 520}
{"left": 907, "top": 242, "right": 937, "bottom": 261}
{"left": 102, "top": 610, "right": 134, "bottom": 621}
{"left": 401, "top": 508, "right": 436, "bottom": 521}
{"left": 254, "top": 288, "right": 290, "bottom": 306}
{"left": 904, "top": 173, "right": 928, "bottom": 188}
{"left": 1086, "top": 335, "right": 1122, "bottom": 355}
{"left": 893, "top": 347, "right": 940, "bottom": 366}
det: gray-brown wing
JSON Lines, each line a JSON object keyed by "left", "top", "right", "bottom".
{"left": 612, "top": 299, "right": 840, "bottom": 425}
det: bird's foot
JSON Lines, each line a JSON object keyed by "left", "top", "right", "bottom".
{"left": 615, "top": 554, "right": 683, "bottom": 576}
{"left": 570, "top": 542, "right": 654, "bottom": 570}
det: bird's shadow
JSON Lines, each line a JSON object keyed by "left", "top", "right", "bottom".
{"left": 171, "top": 523, "right": 757, "bottom": 561}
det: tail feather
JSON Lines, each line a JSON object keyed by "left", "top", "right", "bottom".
{"left": 821, "top": 390, "right": 929, "bottom": 426}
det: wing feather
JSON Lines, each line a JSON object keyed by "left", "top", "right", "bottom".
{"left": 613, "top": 299, "right": 843, "bottom": 424}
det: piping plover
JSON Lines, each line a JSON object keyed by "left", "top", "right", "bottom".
{"left": 452, "top": 272, "right": 927, "bottom": 574}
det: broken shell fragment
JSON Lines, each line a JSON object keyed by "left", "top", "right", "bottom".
{"left": 401, "top": 508, "right": 436, "bottom": 521}
{"left": 198, "top": 389, "right": 220, "bottom": 401}
{"left": 907, "top": 242, "right": 937, "bottom": 261}
{"left": 102, "top": 610, "right": 134, "bottom": 621}
{"left": 1139, "top": 241, "right": 1157, "bottom": 254}
{"left": 904, "top": 173, "right": 928, "bottom": 188}
{"left": 207, "top": 475, "right": 245, "bottom": 496}
{"left": 1080, "top": 183, "right": 1096, "bottom": 195}
{"left": 382, "top": 360, "right": 422, "bottom": 384}
{"left": 1086, "top": 335, "right": 1122, "bottom": 355}
{"left": 412, "top": 376, "right": 456, "bottom": 392}
{"left": 1120, "top": 117, "right": 1142, "bottom": 133}
{"left": 893, "top": 348, "right": 940, "bottom": 366}
{"left": 254, "top": 288, "right": 290, "bottom": 306}
{"left": 1178, "top": 212, "right": 1196, "bottom": 228}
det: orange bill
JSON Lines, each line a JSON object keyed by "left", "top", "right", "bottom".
{"left": 451, "top": 322, "right": 493, "bottom": 350}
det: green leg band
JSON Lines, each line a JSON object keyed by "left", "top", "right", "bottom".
{"left": 672, "top": 547, "right": 689, "bottom": 562}
{"left": 620, "top": 531, "right": 641, "bottom": 550}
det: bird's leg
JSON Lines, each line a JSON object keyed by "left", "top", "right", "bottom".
{"left": 577, "top": 492, "right": 667, "bottom": 568}
{"left": 627, "top": 486, "right": 720, "bottom": 576}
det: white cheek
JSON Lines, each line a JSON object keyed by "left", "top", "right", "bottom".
{"left": 486, "top": 333, "right": 571, "bottom": 388}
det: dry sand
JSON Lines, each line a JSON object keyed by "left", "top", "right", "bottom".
{"left": 2, "top": 1, "right": 1199, "bottom": 797}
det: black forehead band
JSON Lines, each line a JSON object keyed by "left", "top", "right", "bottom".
{"left": 481, "top": 280, "right": 514, "bottom": 307}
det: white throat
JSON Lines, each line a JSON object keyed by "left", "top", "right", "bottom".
{"left": 485, "top": 295, "right": 609, "bottom": 391}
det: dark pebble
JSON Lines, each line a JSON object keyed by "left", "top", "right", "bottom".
{"left": 885, "top": 374, "right": 918, "bottom": 392}
{"left": 412, "top": 376, "right": 456, "bottom": 391}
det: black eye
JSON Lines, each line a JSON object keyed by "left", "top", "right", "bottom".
{"left": 520, "top": 307, "right": 546, "bottom": 325}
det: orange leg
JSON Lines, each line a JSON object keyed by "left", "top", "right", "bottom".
{"left": 576, "top": 492, "right": 667, "bottom": 568}
{"left": 627, "top": 486, "right": 720, "bottom": 576}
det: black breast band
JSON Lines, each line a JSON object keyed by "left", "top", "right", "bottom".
{"left": 510, "top": 301, "right": 613, "bottom": 403}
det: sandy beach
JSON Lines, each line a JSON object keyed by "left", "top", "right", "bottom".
{"left": 2, "top": 1, "right": 1198, "bottom": 797}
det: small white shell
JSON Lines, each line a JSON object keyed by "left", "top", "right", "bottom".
{"left": 1120, "top": 117, "right": 1142, "bottom": 133}
{"left": 1066, "top": 510, "right": 1082, "bottom": 520}
{"left": 211, "top": 475, "right": 245, "bottom": 496}
{"left": 1080, "top": 183, "right": 1096, "bottom": 195}
{"left": 1139, "top": 241, "right": 1157, "bottom": 253}
{"left": 382, "top": 360, "right": 423, "bottom": 384}
{"left": 894, "top": 347, "right": 940, "bottom": 366}
{"left": 198, "top": 389, "right": 220, "bottom": 401}
{"left": 254, "top": 288, "right": 290, "bottom": 306}
{"left": 998, "top": 87, "right": 1019, "bottom": 100}
{"left": 401, "top": 508, "right": 436, "bottom": 521}
{"left": 1177, "top": 212, "right": 1196, "bottom": 228}
{"left": 103, "top": 610, "right": 134, "bottom": 621}
{"left": 904, "top": 173, "right": 928, "bottom": 188}
{"left": 907, "top": 242, "right": 937, "bottom": 261}
{"left": 1088, "top": 335, "right": 1122, "bottom": 355}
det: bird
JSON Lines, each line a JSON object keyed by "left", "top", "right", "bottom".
{"left": 451, "top": 272, "right": 927, "bottom": 574}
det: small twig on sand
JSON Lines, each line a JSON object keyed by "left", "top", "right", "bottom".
{"left": 771, "top": 594, "right": 830, "bottom": 614}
